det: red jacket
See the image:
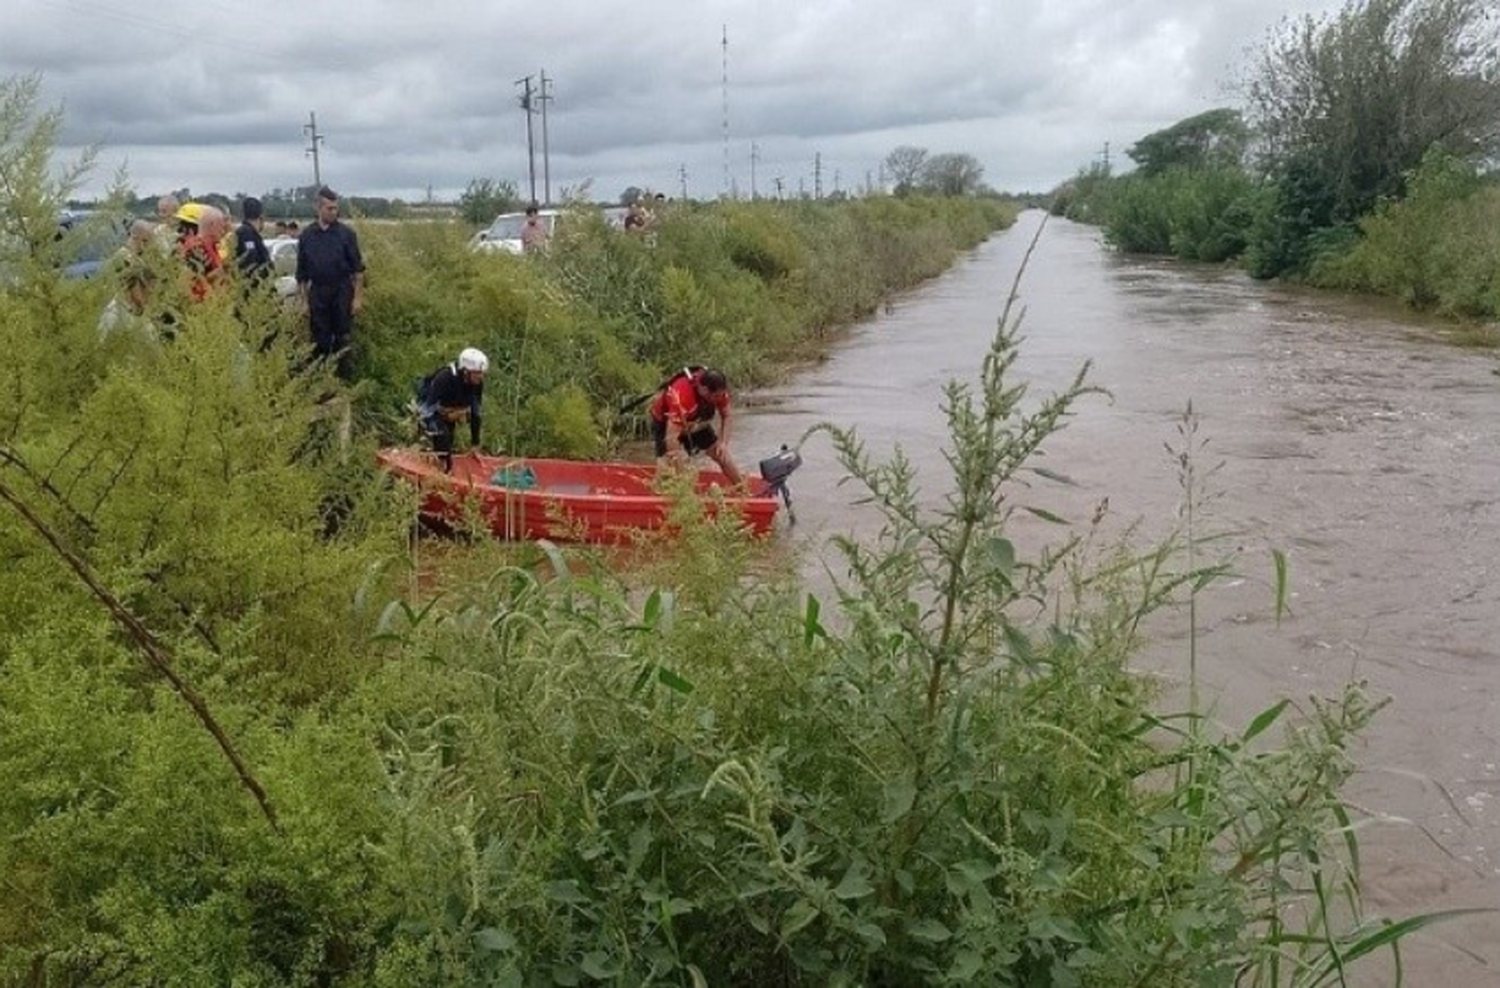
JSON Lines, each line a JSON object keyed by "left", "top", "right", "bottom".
{"left": 649, "top": 369, "right": 729, "bottom": 427}
{"left": 179, "top": 234, "right": 224, "bottom": 301}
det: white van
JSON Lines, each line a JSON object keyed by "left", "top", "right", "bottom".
{"left": 470, "top": 209, "right": 560, "bottom": 254}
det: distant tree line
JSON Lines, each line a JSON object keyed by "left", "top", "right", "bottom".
{"left": 883, "top": 146, "right": 990, "bottom": 197}
{"left": 107, "top": 185, "right": 445, "bottom": 222}
{"left": 1052, "top": 0, "right": 1500, "bottom": 322}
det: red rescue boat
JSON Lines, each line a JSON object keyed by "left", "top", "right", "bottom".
{"left": 376, "top": 448, "right": 799, "bottom": 544}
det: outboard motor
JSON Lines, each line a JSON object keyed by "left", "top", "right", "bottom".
{"left": 758, "top": 445, "right": 803, "bottom": 522}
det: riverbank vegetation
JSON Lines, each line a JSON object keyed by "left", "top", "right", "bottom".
{"left": 1054, "top": 0, "right": 1500, "bottom": 329}
{"left": 1, "top": 74, "right": 1459, "bottom": 985}
{"left": 349, "top": 191, "right": 1012, "bottom": 458}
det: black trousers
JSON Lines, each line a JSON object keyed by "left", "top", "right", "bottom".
{"left": 307, "top": 283, "right": 354, "bottom": 378}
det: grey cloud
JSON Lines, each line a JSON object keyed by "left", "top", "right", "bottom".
{"left": 8, "top": 0, "right": 1344, "bottom": 202}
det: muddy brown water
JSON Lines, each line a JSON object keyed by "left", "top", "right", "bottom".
{"left": 733, "top": 211, "right": 1499, "bottom": 985}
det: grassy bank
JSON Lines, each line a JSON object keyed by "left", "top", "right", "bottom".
{"left": 349, "top": 195, "right": 1015, "bottom": 458}
{"left": 1, "top": 84, "right": 1445, "bottom": 983}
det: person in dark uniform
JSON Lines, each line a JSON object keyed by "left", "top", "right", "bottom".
{"left": 233, "top": 196, "right": 271, "bottom": 283}
{"left": 417, "top": 347, "right": 488, "bottom": 471}
{"left": 295, "top": 186, "right": 365, "bottom": 378}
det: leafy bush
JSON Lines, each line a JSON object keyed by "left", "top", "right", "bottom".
{"left": 1104, "top": 167, "right": 1255, "bottom": 262}
{"left": 1312, "top": 149, "right": 1500, "bottom": 318}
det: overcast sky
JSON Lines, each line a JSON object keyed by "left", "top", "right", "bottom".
{"left": 4, "top": 0, "right": 1346, "bottom": 206}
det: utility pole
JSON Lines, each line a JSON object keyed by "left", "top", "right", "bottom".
{"left": 539, "top": 70, "right": 554, "bottom": 207}
{"left": 750, "top": 142, "right": 759, "bottom": 200}
{"left": 721, "top": 24, "right": 731, "bottom": 199}
{"left": 516, "top": 75, "right": 538, "bottom": 204}
{"left": 303, "top": 111, "right": 324, "bottom": 190}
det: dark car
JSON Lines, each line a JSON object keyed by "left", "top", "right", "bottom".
{"left": 57, "top": 211, "right": 121, "bottom": 280}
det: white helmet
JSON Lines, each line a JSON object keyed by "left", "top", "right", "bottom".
{"left": 457, "top": 347, "right": 489, "bottom": 373}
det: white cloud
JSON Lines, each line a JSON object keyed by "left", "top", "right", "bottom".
{"left": 3, "top": 0, "right": 1347, "bottom": 203}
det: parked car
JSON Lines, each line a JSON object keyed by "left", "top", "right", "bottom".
{"left": 58, "top": 211, "right": 122, "bottom": 280}
{"left": 262, "top": 235, "right": 300, "bottom": 302}
{"left": 469, "top": 208, "right": 560, "bottom": 254}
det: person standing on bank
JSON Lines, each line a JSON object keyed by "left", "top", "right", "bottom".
{"left": 295, "top": 186, "right": 365, "bottom": 377}
{"left": 417, "top": 348, "right": 488, "bottom": 471}
{"left": 233, "top": 196, "right": 271, "bottom": 283}
{"left": 520, "top": 202, "right": 549, "bottom": 254}
{"left": 649, "top": 366, "right": 743, "bottom": 485}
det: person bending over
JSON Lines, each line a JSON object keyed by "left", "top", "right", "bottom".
{"left": 418, "top": 347, "right": 487, "bottom": 471}
{"left": 648, "top": 366, "right": 742, "bottom": 485}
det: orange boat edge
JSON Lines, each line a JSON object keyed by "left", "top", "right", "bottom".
{"left": 376, "top": 447, "right": 799, "bottom": 544}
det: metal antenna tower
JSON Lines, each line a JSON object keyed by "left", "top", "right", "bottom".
{"left": 516, "top": 75, "right": 538, "bottom": 203}
{"left": 303, "top": 111, "right": 324, "bottom": 189}
{"left": 750, "top": 142, "right": 759, "bottom": 200}
{"left": 721, "top": 25, "right": 731, "bottom": 199}
{"left": 539, "top": 70, "right": 554, "bottom": 206}
{"left": 679, "top": 163, "right": 689, "bottom": 201}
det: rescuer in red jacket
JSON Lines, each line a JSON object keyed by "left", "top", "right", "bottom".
{"left": 648, "top": 366, "right": 743, "bottom": 485}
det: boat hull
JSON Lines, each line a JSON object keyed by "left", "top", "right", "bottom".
{"left": 376, "top": 448, "right": 783, "bottom": 544}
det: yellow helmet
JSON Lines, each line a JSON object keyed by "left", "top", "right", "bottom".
{"left": 174, "top": 202, "right": 204, "bottom": 225}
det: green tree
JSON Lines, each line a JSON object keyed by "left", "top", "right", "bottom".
{"left": 457, "top": 176, "right": 519, "bottom": 226}
{"left": 918, "top": 152, "right": 985, "bottom": 197}
{"left": 1126, "top": 108, "right": 1248, "bottom": 177}
{"left": 1247, "top": 0, "right": 1500, "bottom": 227}
{"left": 0, "top": 74, "right": 97, "bottom": 275}
{"left": 884, "top": 145, "right": 929, "bottom": 196}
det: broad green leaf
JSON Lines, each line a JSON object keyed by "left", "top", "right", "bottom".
{"left": 980, "top": 535, "right": 1016, "bottom": 583}
{"left": 833, "top": 861, "right": 875, "bottom": 900}
{"left": 948, "top": 950, "right": 984, "bottom": 980}
{"left": 546, "top": 880, "right": 590, "bottom": 904}
{"left": 906, "top": 917, "right": 953, "bottom": 942}
{"left": 474, "top": 926, "right": 517, "bottom": 953}
{"left": 780, "top": 899, "right": 820, "bottom": 939}
{"left": 881, "top": 777, "right": 918, "bottom": 823}
{"left": 580, "top": 951, "right": 620, "bottom": 979}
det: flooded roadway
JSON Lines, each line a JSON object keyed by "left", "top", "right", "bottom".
{"left": 735, "top": 211, "right": 1500, "bottom": 985}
